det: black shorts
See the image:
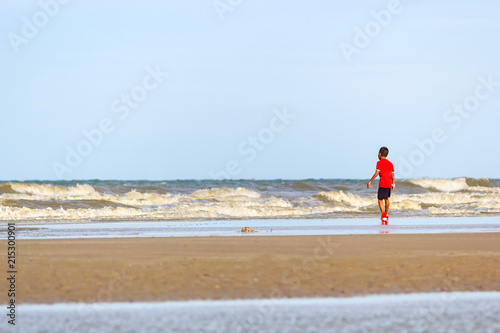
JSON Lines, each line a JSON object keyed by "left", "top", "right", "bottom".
{"left": 378, "top": 187, "right": 391, "bottom": 200}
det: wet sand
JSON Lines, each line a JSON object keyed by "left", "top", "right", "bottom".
{"left": 1, "top": 233, "right": 499, "bottom": 304}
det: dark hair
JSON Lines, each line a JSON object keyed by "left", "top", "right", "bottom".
{"left": 379, "top": 147, "right": 389, "bottom": 157}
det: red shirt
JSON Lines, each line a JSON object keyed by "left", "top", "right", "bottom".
{"left": 376, "top": 158, "right": 394, "bottom": 188}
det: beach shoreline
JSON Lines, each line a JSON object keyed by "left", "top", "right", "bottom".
{"left": 2, "top": 233, "right": 499, "bottom": 304}
{"left": 10, "top": 216, "right": 500, "bottom": 239}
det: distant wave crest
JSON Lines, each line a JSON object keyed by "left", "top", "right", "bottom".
{"left": 404, "top": 177, "right": 494, "bottom": 192}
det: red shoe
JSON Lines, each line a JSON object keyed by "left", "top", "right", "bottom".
{"left": 381, "top": 212, "right": 389, "bottom": 225}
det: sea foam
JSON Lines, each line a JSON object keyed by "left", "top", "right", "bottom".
{"left": 1, "top": 178, "right": 499, "bottom": 222}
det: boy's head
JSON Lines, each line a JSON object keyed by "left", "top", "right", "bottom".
{"left": 378, "top": 147, "right": 389, "bottom": 159}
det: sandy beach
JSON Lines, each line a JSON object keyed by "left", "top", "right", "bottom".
{"left": 2, "top": 233, "right": 499, "bottom": 304}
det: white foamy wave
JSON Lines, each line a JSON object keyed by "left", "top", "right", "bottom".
{"left": 189, "top": 187, "right": 261, "bottom": 201}
{"left": 0, "top": 185, "right": 184, "bottom": 209}
{"left": 314, "top": 191, "right": 423, "bottom": 212}
{"left": 409, "top": 178, "right": 469, "bottom": 192}
{"left": 389, "top": 196, "right": 422, "bottom": 211}
{"left": 0, "top": 206, "right": 153, "bottom": 221}
{"left": 0, "top": 201, "right": 336, "bottom": 221}
{"left": 5, "top": 182, "right": 99, "bottom": 198}
{"left": 314, "top": 190, "right": 499, "bottom": 212}
{"left": 410, "top": 191, "right": 500, "bottom": 206}
{"left": 426, "top": 206, "right": 495, "bottom": 216}
{"left": 120, "top": 190, "right": 182, "bottom": 207}
{"left": 2, "top": 181, "right": 500, "bottom": 222}
{"left": 467, "top": 186, "right": 500, "bottom": 194}
{"left": 315, "top": 191, "right": 373, "bottom": 207}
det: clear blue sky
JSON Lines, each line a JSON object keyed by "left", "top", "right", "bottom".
{"left": 1, "top": 0, "right": 499, "bottom": 180}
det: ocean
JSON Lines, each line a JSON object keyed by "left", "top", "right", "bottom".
{"left": 1, "top": 177, "right": 499, "bottom": 222}
{"left": 4, "top": 178, "right": 500, "bottom": 333}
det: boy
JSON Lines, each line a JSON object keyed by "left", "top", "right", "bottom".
{"left": 367, "top": 147, "right": 395, "bottom": 224}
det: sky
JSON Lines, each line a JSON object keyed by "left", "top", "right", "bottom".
{"left": 1, "top": 0, "right": 500, "bottom": 181}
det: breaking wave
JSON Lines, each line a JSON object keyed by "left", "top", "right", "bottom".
{"left": 405, "top": 177, "right": 495, "bottom": 192}
{"left": 0, "top": 183, "right": 98, "bottom": 197}
{"left": 0, "top": 178, "right": 499, "bottom": 222}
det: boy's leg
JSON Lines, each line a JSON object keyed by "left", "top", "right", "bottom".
{"left": 385, "top": 198, "right": 390, "bottom": 215}
{"left": 378, "top": 200, "right": 385, "bottom": 213}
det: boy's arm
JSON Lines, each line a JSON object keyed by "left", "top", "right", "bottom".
{"left": 391, "top": 172, "right": 395, "bottom": 190}
{"left": 367, "top": 170, "right": 379, "bottom": 188}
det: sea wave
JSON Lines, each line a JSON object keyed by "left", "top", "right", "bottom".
{"left": 315, "top": 191, "right": 373, "bottom": 207}
{"left": 0, "top": 178, "right": 499, "bottom": 221}
{"left": 408, "top": 178, "right": 470, "bottom": 192}
{"left": 189, "top": 187, "right": 261, "bottom": 201}
{"left": 405, "top": 177, "right": 494, "bottom": 192}
{"left": 0, "top": 182, "right": 99, "bottom": 197}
